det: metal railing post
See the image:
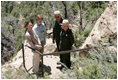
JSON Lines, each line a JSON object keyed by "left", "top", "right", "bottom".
{"left": 41, "top": 55, "right": 44, "bottom": 77}
{"left": 22, "top": 43, "right": 29, "bottom": 74}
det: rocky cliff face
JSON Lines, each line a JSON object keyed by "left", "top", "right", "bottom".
{"left": 79, "top": 1, "right": 117, "bottom": 56}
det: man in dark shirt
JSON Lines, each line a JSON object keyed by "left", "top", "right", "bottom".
{"left": 52, "top": 11, "right": 63, "bottom": 64}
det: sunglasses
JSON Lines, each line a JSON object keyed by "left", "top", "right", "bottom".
{"left": 55, "top": 16, "right": 60, "bottom": 18}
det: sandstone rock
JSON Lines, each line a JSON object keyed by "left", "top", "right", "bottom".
{"left": 79, "top": 1, "right": 117, "bottom": 55}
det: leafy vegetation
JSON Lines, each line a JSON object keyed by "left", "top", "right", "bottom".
{"left": 71, "top": 1, "right": 108, "bottom": 32}
{"left": 83, "top": 29, "right": 91, "bottom": 37}
{"left": 4, "top": 67, "right": 50, "bottom": 79}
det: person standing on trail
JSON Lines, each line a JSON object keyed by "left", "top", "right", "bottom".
{"left": 52, "top": 10, "right": 63, "bottom": 64}
{"left": 59, "top": 19, "right": 74, "bottom": 69}
{"left": 25, "top": 21, "right": 42, "bottom": 75}
{"left": 33, "top": 14, "right": 46, "bottom": 53}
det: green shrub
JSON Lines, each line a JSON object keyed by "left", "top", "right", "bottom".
{"left": 71, "top": 2, "right": 78, "bottom": 15}
{"left": 83, "top": 64, "right": 103, "bottom": 79}
{"left": 83, "top": 29, "right": 91, "bottom": 37}
{"left": 74, "top": 28, "right": 86, "bottom": 47}
{"left": 4, "top": 67, "right": 50, "bottom": 79}
{"left": 11, "top": 7, "right": 20, "bottom": 18}
{"left": 5, "top": 69, "right": 13, "bottom": 79}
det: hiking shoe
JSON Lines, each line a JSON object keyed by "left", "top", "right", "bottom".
{"left": 32, "top": 69, "right": 35, "bottom": 73}
{"left": 60, "top": 66, "right": 64, "bottom": 70}
{"left": 36, "top": 71, "right": 42, "bottom": 75}
{"left": 57, "top": 61, "right": 61, "bottom": 65}
{"left": 56, "top": 65, "right": 64, "bottom": 70}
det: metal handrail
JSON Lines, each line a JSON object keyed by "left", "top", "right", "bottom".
{"left": 22, "top": 43, "right": 93, "bottom": 77}
{"left": 22, "top": 42, "right": 116, "bottom": 77}
{"left": 25, "top": 43, "right": 116, "bottom": 56}
{"left": 25, "top": 44, "right": 93, "bottom": 56}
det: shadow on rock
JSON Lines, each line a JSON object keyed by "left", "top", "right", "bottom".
{"left": 42, "top": 64, "right": 52, "bottom": 75}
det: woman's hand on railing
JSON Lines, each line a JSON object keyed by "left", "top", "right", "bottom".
{"left": 24, "top": 43, "right": 28, "bottom": 47}
{"left": 39, "top": 46, "right": 42, "bottom": 50}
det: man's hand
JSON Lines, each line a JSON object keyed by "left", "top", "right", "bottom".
{"left": 44, "top": 43, "right": 46, "bottom": 45}
{"left": 52, "top": 39, "right": 55, "bottom": 44}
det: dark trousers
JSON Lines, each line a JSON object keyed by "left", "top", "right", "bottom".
{"left": 61, "top": 53, "right": 71, "bottom": 69}
{"left": 55, "top": 37, "right": 60, "bottom": 51}
{"left": 55, "top": 37, "right": 62, "bottom": 62}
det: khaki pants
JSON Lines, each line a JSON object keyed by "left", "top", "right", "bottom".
{"left": 32, "top": 41, "right": 44, "bottom": 73}
{"left": 33, "top": 51, "right": 40, "bottom": 73}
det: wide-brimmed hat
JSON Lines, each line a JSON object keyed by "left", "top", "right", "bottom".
{"left": 54, "top": 11, "right": 61, "bottom": 16}
{"left": 60, "top": 19, "right": 69, "bottom": 26}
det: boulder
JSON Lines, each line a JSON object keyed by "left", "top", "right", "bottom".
{"left": 79, "top": 1, "right": 117, "bottom": 56}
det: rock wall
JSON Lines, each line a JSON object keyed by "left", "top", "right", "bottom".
{"left": 79, "top": 1, "right": 117, "bottom": 56}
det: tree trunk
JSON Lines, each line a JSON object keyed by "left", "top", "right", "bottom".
{"left": 62, "top": 1, "right": 68, "bottom": 19}
{"left": 78, "top": 2, "right": 83, "bottom": 34}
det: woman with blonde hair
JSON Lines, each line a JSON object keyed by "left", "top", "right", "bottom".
{"left": 59, "top": 19, "right": 74, "bottom": 69}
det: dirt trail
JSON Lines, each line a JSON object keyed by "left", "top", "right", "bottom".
{"left": 24, "top": 38, "right": 63, "bottom": 78}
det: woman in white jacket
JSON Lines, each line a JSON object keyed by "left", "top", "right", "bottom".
{"left": 25, "top": 21, "right": 42, "bottom": 75}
